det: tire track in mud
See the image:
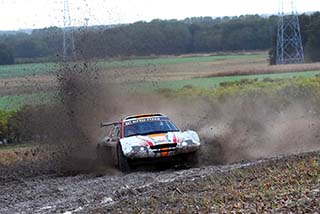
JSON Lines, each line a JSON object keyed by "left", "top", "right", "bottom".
{"left": 0, "top": 155, "right": 283, "bottom": 214}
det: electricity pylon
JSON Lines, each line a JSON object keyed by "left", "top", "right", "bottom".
{"left": 276, "top": 0, "right": 304, "bottom": 65}
{"left": 63, "top": 0, "right": 76, "bottom": 61}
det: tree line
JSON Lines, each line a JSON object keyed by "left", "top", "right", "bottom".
{"left": 0, "top": 13, "right": 319, "bottom": 65}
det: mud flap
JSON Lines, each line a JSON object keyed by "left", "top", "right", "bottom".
{"left": 117, "top": 143, "right": 131, "bottom": 172}
{"left": 96, "top": 145, "right": 113, "bottom": 165}
{"left": 185, "top": 151, "right": 200, "bottom": 168}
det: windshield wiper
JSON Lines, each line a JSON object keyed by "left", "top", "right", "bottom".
{"left": 126, "top": 130, "right": 179, "bottom": 137}
{"left": 140, "top": 130, "right": 179, "bottom": 136}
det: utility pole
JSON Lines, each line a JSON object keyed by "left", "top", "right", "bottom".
{"left": 276, "top": 0, "right": 304, "bottom": 65}
{"left": 63, "top": 0, "right": 76, "bottom": 61}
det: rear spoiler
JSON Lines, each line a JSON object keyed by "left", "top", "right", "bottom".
{"left": 100, "top": 121, "right": 121, "bottom": 128}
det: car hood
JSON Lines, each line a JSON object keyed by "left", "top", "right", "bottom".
{"left": 120, "top": 130, "right": 200, "bottom": 147}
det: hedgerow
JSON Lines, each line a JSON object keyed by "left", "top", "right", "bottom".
{"left": 160, "top": 76, "right": 320, "bottom": 100}
{"left": 0, "top": 109, "right": 16, "bottom": 142}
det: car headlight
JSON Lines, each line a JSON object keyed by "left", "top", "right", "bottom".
{"left": 189, "top": 132, "right": 200, "bottom": 142}
{"left": 132, "top": 146, "right": 146, "bottom": 152}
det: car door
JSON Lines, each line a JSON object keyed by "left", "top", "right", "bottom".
{"left": 109, "top": 125, "right": 121, "bottom": 162}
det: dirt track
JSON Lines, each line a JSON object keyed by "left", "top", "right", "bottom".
{"left": 0, "top": 157, "right": 272, "bottom": 213}
{"left": 1, "top": 151, "right": 319, "bottom": 214}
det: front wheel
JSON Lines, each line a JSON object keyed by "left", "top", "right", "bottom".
{"left": 117, "top": 143, "right": 131, "bottom": 172}
{"left": 186, "top": 151, "right": 199, "bottom": 167}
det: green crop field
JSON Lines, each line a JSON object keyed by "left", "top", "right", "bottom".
{"left": 0, "top": 53, "right": 265, "bottom": 79}
{"left": 1, "top": 70, "right": 320, "bottom": 111}
{"left": 0, "top": 63, "right": 58, "bottom": 78}
{"left": 1, "top": 52, "right": 320, "bottom": 111}
{"left": 130, "top": 70, "right": 320, "bottom": 91}
{"left": 97, "top": 53, "right": 265, "bottom": 69}
{"left": 0, "top": 93, "right": 54, "bottom": 111}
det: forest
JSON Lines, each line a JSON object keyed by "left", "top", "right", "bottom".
{"left": 0, "top": 12, "right": 319, "bottom": 65}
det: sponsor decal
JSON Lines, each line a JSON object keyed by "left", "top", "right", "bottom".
{"left": 135, "top": 136, "right": 154, "bottom": 146}
{"left": 124, "top": 117, "right": 168, "bottom": 126}
{"left": 173, "top": 134, "right": 177, "bottom": 144}
{"left": 160, "top": 148, "right": 169, "bottom": 157}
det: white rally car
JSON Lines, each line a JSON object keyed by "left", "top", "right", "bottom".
{"left": 97, "top": 113, "right": 201, "bottom": 172}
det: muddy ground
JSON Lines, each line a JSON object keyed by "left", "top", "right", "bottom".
{"left": 1, "top": 151, "right": 319, "bottom": 213}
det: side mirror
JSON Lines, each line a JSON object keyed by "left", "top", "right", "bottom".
{"left": 104, "top": 136, "right": 111, "bottom": 142}
{"left": 112, "top": 136, "right": 120, "bottom": 141}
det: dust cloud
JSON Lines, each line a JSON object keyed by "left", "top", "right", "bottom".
{"left": 195, "top": 97, "right": 320, "bottom": 164}
{"left": 54, "top": 62, "right": 320, "bottom": 171}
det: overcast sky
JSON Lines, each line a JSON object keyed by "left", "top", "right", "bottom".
{"left": 0, "top": 0, "right": 319, "bottom": 31}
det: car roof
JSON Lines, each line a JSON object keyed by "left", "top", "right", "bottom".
{"left": 123, "top": 113, "right": 167, "bottom": 121}
{"left": 100, "top": 113, "right": 168, "bottom": 128}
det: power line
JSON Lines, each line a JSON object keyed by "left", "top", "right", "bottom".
{"left": 276, "top": 0, "right": 304, "bottom": 65}
{"left": 63, "top": 0, "right": 76, "bottom": 61}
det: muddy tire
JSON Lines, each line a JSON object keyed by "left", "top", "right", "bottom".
{"left": 186, "top": 151, "right": 199, "bottom": 167}
{"left": 117, "top": 143, "right": 131, "bottom": 172}
{"left": 96, "top": 145, "right": 109, "bottom": 165}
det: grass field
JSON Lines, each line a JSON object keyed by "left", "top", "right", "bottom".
{"left": 130, "top": 70, "right": 320, "bottom": 91}
{"left": 0, "top": 92, "right": 53, "bottom": 111}
{"left": 1, "top": 52, "right": 320, "bottom": 111}
{"left": 1, "top": 69, "right": 320, "bottom": 111}
{"left": 97, "top": 53, "right": 265, "bottom": 69}
{"left": 0, "top": 53, "right": 265, "bottom": 79}
{"left": 0, "top": 63, "right": 58, "bottom": 78}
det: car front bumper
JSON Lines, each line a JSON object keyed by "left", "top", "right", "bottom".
{"left": 122, "top": 140, "right": 200, "bottom": 159}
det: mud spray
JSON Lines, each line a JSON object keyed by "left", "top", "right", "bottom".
{"left": 10, "top": 61, "right": 320, "bottom": 176}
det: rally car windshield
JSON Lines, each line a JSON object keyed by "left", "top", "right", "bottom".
{"left": 124, "top": 119, "right": 179, "bottom": 137}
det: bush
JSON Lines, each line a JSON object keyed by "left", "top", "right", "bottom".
{"left": 0, "top": 109, "right": 15, "bottom": 142}
{"left": 174, "top": 76, "right": 320, "bottom": 104}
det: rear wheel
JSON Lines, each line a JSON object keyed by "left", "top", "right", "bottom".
{"left": 117, "top": 143, "right": 131, "bottom": 172}
{"left": 96, "top": 144, "right": 111, "bottom": 165}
